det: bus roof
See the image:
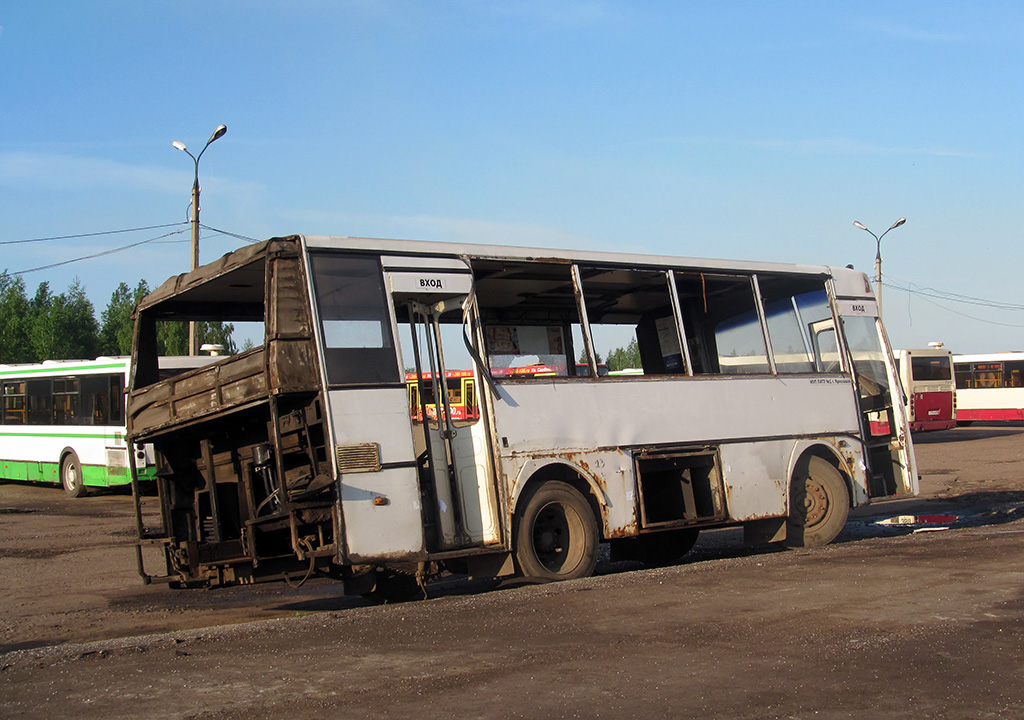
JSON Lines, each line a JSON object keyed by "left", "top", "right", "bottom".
{"left": 0, "top": 356, "right": 217, "bottom": 378}
{"left": 954, "top": 352, "right": 1024, "bottom": 363}
{"left": 0, "top": 357, "right": 129, "bottom": 377}
{"left": 137, "top": 235, "right": 873, "bottom": 314}
{"left": 302, "top": 234, "right": 842, "bottom": 277}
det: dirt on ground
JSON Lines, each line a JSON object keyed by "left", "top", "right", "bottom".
{"left": 2, "top": 424, "right": 1024, "bottom": 718}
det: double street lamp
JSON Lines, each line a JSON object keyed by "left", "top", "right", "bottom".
{"left": 172, "top": 124, "right": 227, "bottom": 355}
{"left": 852, "top": 217, "right": 906, "bottom": 315}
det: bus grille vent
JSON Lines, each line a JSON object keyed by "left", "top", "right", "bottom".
{"left": 335, "top": 443, "right": 382, "bottom": 473}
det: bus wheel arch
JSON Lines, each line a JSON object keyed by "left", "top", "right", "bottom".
{"left": 60, "top": 449, "right": 87, "bottom": 499}
{"left": 783, "top": 449, "right": 850, "bottom": 549}
{"left": 511, "top": 463, "right": 602, "bottom": 582}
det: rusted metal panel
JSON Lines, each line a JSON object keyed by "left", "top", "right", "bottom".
{"left": 336, "top": 443, "right": 381, "bottom": 473}
{"left": 129, "top": 348, "right": 277, "bottom": 440}
{"left": 268, "top": 340, "right": 319, "bottom": 392}
{"left": 269, "top": 252, "right": 315, "bottom": 338}
{"left": 135, "top": 238, "right": 294, "bottom": 314}
{"left": 717, "top": 442, "right": 790, "bottom": 520}
{"left": 506, "top": 451, "right": 638, "bottom": 539}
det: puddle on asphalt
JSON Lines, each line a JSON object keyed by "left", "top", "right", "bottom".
{"left": 874, "top": 514, "right": 960, "bottom": 531}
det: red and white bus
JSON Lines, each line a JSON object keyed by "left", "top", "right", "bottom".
{"left": 896, "top": 347, "right": 956, "bottom": 432}
{"left": 954, "top": 352, "right": 1024, "bottom": 423}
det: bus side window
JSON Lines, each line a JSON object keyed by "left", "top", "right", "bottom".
{"left": 79, "top": 374, "right": 114, "bottom": 426}
{"left": 26, "top": 379, "right": 52, "bottom": 425}
{"left": 955, "top": 366, "right": 973, "bottom": 389}
{"left": 2, "top": 381, "right": 27, "bottom": 425}
{"left": 472, "top": 259, "right": 584, "bottom": 380}
{"left": 674, "top": 273, "right": 767, "bottom": 375}
{"left": 674, "top": 273, "right": 755, "bottom": 374}
{"left": 579, "top": 266, "right": 685, "bottom": 376}
{"left": 53, "top": 377, "right": 80, "bottom": 425}
{"left": 756, "top": 279, "right": 832, "bottom": 374}
{"left": 1005, "top": 361, "right": 1024, "bottom": 387}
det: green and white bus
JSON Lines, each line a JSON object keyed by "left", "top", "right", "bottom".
{"left": 0, "top": 356, "right": 211, "bottom": 497}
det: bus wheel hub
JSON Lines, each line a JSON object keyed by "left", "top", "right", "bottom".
{"left": 800, "top": 480, "right": 828, "bottom": 526}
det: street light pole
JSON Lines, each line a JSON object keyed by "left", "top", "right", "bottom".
{"left": 172, "top": 124, "right": 227, "bottom": 355}
{"left": 852, "top": 217, "right": 906, "bottom": 316}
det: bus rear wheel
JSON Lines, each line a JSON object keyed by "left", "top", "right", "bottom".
{"left": 784, "top": 455, "right": 848, "bottom": 548}
{"left": 514, "top": 481, "right": 599, "bottom": 581}
{"left": 61, "top": 452, "right": 87, "bottom": 499}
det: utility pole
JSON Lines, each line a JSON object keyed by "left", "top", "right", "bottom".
{"left": 852, "top": 217, "right": 906, "bottom": 316}
{"left": 172, "top": 124, "right": 227, "bottom": 354}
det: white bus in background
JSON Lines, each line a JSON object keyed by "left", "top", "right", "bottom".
{"left": 954, "top": 352, "right": 1024, "bottom": 423}
{"left": 896, "top": 345, "right": 956, "bottom": 432}
{"left": 0, "top": 356, "right": 214, "bottom": 497}
{"left": 127, "top": 235, "right": 917, "bottom": 596}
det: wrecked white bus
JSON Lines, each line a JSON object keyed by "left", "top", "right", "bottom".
{"left": 127, "top": 235, "right": 917, "bottom": 596}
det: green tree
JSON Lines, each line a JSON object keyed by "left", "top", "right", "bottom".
{"left": 62, "top": 280, "right": 100, "bottom": 359}
{"left": 26, "top": 281, "right": 55, "bottom": 361}
{"left": 1, "top": 274, "right": 240, "bottom": 362}
{"left": 156, "top": 320, "right": 236, "bottom": 356}
{"left": 578, "top": 348, "right": 604, "bottom": 365}
{"left": 606, "top": 338, "right": 641, "bottom": 372}
{"left": 200, "top": 322, "right": 237, "bottom": 355}
{"left": 0, "top": 272, "right": 32, "bottom": 363}
{"left": 28, "top": 279, "right": 99, "bottom": 361}
{"left": 100, "top": 280, "right": 150, "bottom": 356}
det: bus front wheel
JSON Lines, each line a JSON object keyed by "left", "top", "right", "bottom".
{"left": 514, "top": 481, "right": 599, "bottom": 581}
{"left": 784, "top": 456, "right": 848, "bottom": 548}
{"left": 61, "top": 452, "right": 87, "bottom": 499}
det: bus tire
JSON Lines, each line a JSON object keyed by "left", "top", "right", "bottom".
{"left": 61, "top": 452, "right": 87, "bottom": 499}
{"left": 783, "top": 455, "right": 848, "bottom": 548}
{"left": 514, "top": 481, "right": 599, "bottom": 581}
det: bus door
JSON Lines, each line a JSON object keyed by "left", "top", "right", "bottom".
{"left": 387, "top": 268, "right": 500, "bottom": 552}
{"left": 833, "top": 301, "right": 917, "bottom": 498}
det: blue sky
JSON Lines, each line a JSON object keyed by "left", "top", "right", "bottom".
{"left": 2, "top": 1, "right": 1023, "bottom": 353}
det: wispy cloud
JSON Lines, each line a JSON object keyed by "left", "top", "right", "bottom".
{"left": 623, "top": 135, "right": 981, "bottom": 159}
{"left": 469, "top": 0, "right": 622, "bottom": 29}
{"left": 747, "top": 137, "right": 982, "bottom": 158}
{"left": 0, "top": 152, "right": 186, "bottom": 193}
{"left": 0, "top": 151, "right": 267, "bottom": 198}
{"left": 857, "top": 19, "right": 968, "bottom": 43}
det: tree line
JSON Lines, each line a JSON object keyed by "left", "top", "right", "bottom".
{"left": 0, "top": 273, "right": 236, "bottom": 364}
{"left": 581, "top": 338, "right": 642, "bottom": 372}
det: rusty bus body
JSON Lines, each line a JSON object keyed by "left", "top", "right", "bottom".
{"left": 127, "top": 235, "right": 916, "bottom": 595}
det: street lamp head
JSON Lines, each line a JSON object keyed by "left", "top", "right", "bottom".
{"left": 852, "top": 221, "right": 867, "bottom": 231}
{"left": 890, "top": 217, "right": 906, "bottom": 230}
{"left": 208, "top": 125, "right": 227, "bottom": 144}
{"left": 172, "top": 140, "right": 188, "bottom": 152}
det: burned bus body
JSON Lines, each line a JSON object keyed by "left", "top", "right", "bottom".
{"left": 128, "top": 235, "right": 916, "bottom": 594}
